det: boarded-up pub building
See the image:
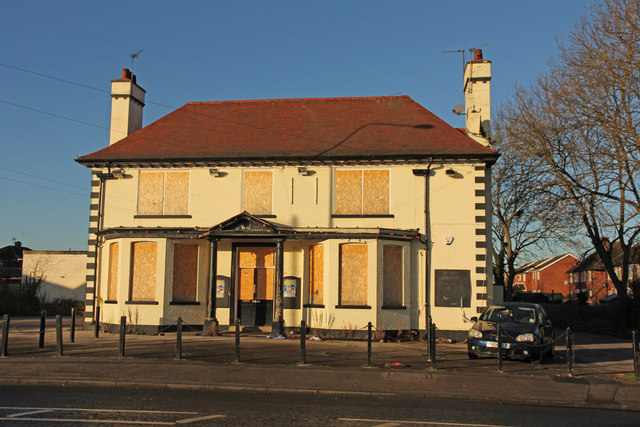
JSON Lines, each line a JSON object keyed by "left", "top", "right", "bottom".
{"left": 76, "top": 50, "right": 500, "bottom": 339}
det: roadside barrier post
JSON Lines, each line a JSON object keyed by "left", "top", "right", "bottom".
{"left": 39, "top": 310, "right": 46, "bottom": 348}
{"left": 430, "top": 323, "right": 437, "bottom": 370}
{"left": 70, "top": 307, "right": 76, "bottom": 343}
{"left": 234, "top": 318, "right": 240, "bottom": 363}
{"left": 94, "top": 306, "right": 100, "bottom": 339}
{"left": 1, "top": 314, "right": 9, "bottom": 357}
{"left": 367, "top": 322, "right": 372, "bottom": 366}
{"left": 497, "top": 324, "right": 503, "bottom": 373}
{"left": 632, "top": 330, "right": 639, "bottom": 380}
{"left": 55, "top": 315, "right": 63, "bottom": 357}
{"left": 118, "top": 316, "right": 126, "bottom": 358}
{"left": 566, "top": 327, "right": 574, "bottom": 376}
{"left": 300, "top": 320, "right": 306, "bottom": 365}
{"left": 176, "top": 317, "right": 183, "bottom": 360}
{"left": 539, "top": 336, "right": 544, "bottom": 366}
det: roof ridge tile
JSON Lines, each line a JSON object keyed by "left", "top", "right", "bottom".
{"left": 186, "top": 95, "right": 410, "bottom": 106}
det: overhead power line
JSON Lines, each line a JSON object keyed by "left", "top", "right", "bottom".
{"left": 0, "top": 165, "right": 88, "bottom": 190}
{"left": 0, "top": 62, "right": 341, "bottom": 151}
{"left": 0, "top": 99, "right": 111, "bottom": 132}
{"left": 0, "top": 175, "right": 87, "bottom": 197}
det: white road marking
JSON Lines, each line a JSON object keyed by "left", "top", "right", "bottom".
{"left": 176, "top": 414, "right": 227, "bottom": 424}
{"left": 0, "top": 407, "right": 217, "bottom": 425}
{"left": 339, "top": 418, "right": 512, "bottom": 427}
{"left": 0, "top": 406, "right": 197, "bottom": 415}
{"left": 0, "top": 417, "right": 174, "bottom": 425}
{"left": 7, "top": 409, "right": 53, "bottom": 418}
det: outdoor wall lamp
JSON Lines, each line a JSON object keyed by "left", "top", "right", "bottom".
{"left": 445, "top": 168, "right": 457, "bottom": 176}
{"left": 209, "top": 168, "right": 222, "bottom": 177}
{"left": 298, "top": 166, "right": 313, "bottom": 176}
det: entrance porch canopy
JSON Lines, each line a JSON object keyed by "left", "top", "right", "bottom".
{"left": 199, "top": 212, "right": 423, "bottom": 336}
{"left": 199, "top": 211, "right": 424, "bottom": 242}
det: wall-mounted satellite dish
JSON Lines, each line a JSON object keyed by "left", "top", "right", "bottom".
{"left": 451, "top": 104, "right": 465, "bottom": 115}
{"left": 481, "top": 120, "right": 491, "bottom": 137}
{"left": 490, "top": 134, "right": 503, "bottom": 145}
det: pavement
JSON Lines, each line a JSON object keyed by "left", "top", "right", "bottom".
{"left": 1, "top": 316, "right": 639, "bottom": 411}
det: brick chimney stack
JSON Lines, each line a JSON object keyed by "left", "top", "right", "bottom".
{"left": 109, "top": 68, "right": 146, "bottom": 145}
{"left": 463, "top": 49, "right": 491, "bottom": 147}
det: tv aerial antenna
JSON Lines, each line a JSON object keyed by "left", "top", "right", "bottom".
{"left": 441, "top": 43, "right": 489, "bottom": 71}
{"left": 130, "top": 50, "right": 143, "bottom": 73}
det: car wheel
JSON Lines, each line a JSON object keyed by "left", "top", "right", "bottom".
{"left": 468, "top": 351, "right": 478, "bottom": 359}
{"left": 545, "top": 335, "right": 555, "bottom": 358}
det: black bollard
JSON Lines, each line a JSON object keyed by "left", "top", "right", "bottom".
{"left": 497, "top": 324, "right": 503, "bottom": 372}
{"left": 94, "top": 306, "right": 100, "bottom": 339}
{"left": 39, "top": 310, "right": 46, "bottom": 349}
{"left": 566, "top": 327, "right": 574, "bottom": 376}
{"left": 632, "top": 330, "right": 638, "bottom": 380}
{"left": 300, "top": 320, "right": 306, "bottom": 365}
{"left": 430, "top": 323, "right": 437, "bottom": 370}
{"left": 70, "top": 307, "right": 76, "bottom": 343}
{"left": 176, "top": 317, "right": 183, "bottom": 360}
{"left": 234, "top": 318, "right": 240, "bottom": 363}
{"left": 426, "top": 317, "right": 432, "bottom": 362}
{"left": 55, "top": 315, "right": 63, "bottom": 357}
{"left": 1, "top": 314, "right": 9, "bottom": 357}
{"left": 367, "top": 322, "right": 372, "bottom": 366}
{"left": 119, "top": 316, "right": 126, "bottom": 358}
{"left": 539, "top": 336, "right": 545, "bottom": 366}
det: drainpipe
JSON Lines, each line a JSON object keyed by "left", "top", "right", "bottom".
{"left": 413, "top": 158, "right": 433, "bottom": 339}
{"left": 204, "top": 238, "right": 219, "bottom": 335}
{"left": 94, "top": 165, "right": 116, "bottom": 325}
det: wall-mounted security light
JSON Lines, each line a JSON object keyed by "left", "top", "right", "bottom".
{"left": 298, "top": 166, "right": 312, "bottom": 176}
{"left": 112, "top": 169, "right": 126, "bottom": 179}
{"left": 209, "top": 168, "right": 222, "bottom": 177}
{"left": 445, "top": 168, "right": 457, "bottom": 176}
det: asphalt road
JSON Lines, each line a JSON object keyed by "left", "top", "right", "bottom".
{"left": 1, "top": 386, "right": 640, "bottom": 426}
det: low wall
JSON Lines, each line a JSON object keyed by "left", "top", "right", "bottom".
{"left": 22, "top": 251, "right": 87, "bottom": 302}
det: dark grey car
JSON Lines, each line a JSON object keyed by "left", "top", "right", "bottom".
{"left": 467, "top": 302, "right": 554, "bottom": 361}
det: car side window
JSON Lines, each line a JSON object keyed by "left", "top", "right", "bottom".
{"left": 537, "top": 308, "right": 547, "bottom": 324}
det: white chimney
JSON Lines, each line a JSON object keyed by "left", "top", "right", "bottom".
{"left": 109, "top": 68, "right": 146, "bottom": 145}
{"left": 463, "top": 49, "right": 491, "bottom": 147}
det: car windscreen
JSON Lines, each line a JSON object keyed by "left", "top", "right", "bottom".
{"left": 479, "top": 306, "right": 537, "bottom": 324}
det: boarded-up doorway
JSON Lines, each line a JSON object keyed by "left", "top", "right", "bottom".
{"left": 235, "top": 246, "right": 275, "bottom": 326}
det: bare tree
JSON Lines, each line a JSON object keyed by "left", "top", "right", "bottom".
{"left": 491, "top": 126, "right": 579, "bottom": 300}
{"left": 498, "top": 0, "right": 640, "bottom": 298}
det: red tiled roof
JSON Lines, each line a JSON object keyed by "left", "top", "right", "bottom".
{"left": 77, "top": 96, "right": 498, "bottom": 163}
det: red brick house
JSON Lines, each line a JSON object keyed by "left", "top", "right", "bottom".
{"left": 513, "top": 253, "right": 578, "bottom": 298}
{"left": 568, "top": 243, "right": 640, "bottom": 303}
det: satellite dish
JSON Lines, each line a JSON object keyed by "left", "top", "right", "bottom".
{"left": 451, "top": 104, "right": 465, "bottom": 115}
{"left": 490, "top": 134, "right": 503, "bottom": 145}
{"left": 481, "top": 120, "right": 491, "bottom": 137}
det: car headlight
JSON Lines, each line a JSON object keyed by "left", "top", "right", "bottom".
{"left": 468, "top": 329, "right": 482, "bottom": 339}
{"left": 516, "top": 333, "right": 534, "bottom": 342}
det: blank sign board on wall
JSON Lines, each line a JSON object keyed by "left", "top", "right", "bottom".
{"left": 435, "top": 269, "right": 471, "bottom": 307}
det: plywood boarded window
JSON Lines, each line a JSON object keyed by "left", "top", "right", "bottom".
{"left": 172, "top": 244, "right": 198, "bottom": 302}
{"left": 339, "top": 243, "right": 368, "bottom": 306}
{"left": 242, "top": 171, "right": 272, "bottom": 215}
{"left": 237, "top": 247, "right": 275, "bottom": 301}
{"left": 335, "top": 169, "right": 389, "bottom": 215}
{"left": 383, "top": 245, "right": 402, "bottom": 306}
{"left": 106, "top": 243, "right": 119, "bottom": 301}
{"left": 129, "top": 242, "right": 157, "bottom": 302}
{"left": 307, "top": 245, "right": 324, "bottom": 305}
{"left": 138, "top": 171, "right": 189, "bottom": 215}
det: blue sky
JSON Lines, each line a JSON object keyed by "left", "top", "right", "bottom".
{"left": 0, "top": 0, "right": 592, "bottom": 251}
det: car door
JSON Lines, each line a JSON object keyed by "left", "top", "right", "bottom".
{"left": 537, "top": 307, "right": 553, "bottom": 346}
